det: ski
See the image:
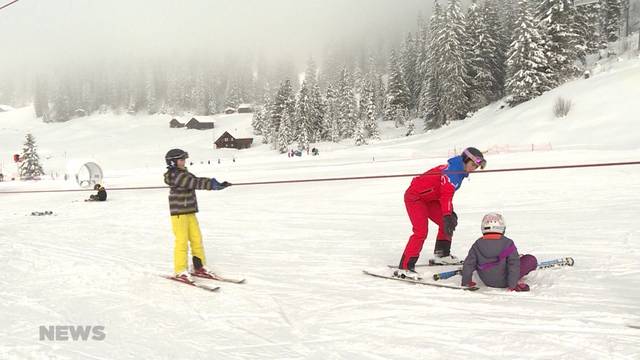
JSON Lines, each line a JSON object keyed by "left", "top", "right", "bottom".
{"left": 191, "top": 272, "right": 246, "bottom": 284}
{"left": 362, "top": 270, "right": 479, "bottom": 291}
{"left": 536, "top": 257, "right": 574, "bottom": 269}
{"left": 161, "top": 275, "right": 220, "bottom": 292}
{"left": 432, "top": 257, "right": 575, "bottom": 281}
{"left": 387, "top": 260, "right": 464, "bottom": 269}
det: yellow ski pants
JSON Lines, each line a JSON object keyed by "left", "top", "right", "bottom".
{"left": 171, "top": 214, "right": 207, "bottom": 274}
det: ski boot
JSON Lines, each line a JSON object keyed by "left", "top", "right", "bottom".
{"left": 174, "top": 271, "right": 194, "bottom": 284}
{"left": 430, "top": 239, "right": 463, "bottom": 265}
{"left": 393, "top": 268, "right": 422, "bottom": 280}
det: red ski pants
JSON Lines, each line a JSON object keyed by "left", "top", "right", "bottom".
{"left": 400, "top": 193, "right": 451, "bottom": 269}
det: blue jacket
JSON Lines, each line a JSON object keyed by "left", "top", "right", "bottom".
{"left": 443, "top": 155, "right": 468, "bottom": 191}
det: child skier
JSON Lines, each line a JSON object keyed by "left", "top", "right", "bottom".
{"left": 163, "top": 148, "right": 232, "bottom": 283}
{"left": 86, "top": 183, "right": 107, "bottom": 201}
{"left": 461, "top": 213, "right": 537, "bottom": 292}
{"left": 396, "top": 147, "right": 486, "bottom": 279}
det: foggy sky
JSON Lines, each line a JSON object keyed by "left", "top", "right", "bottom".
{"left": 0, "top": 0, "right": 433, "bottom": 71}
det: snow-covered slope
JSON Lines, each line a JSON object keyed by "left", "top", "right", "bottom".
{"left": 0, "top": 59, "right": 639, "bottom": 359}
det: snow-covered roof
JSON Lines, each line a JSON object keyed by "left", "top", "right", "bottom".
{"left": 0, "top": 104, "right": 14, "bottom": 112}
{"left": 216, "top": 127, "right": 254, "bottom": 140}
{"left": 237, "top": 103, "right": 253, "bottom": 109}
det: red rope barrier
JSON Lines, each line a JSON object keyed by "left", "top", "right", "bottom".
{"left": 1, "top": 161, "right": 639, "bottom": 194}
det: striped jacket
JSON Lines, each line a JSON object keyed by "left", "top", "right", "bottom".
{"left": 163, "top": 168, "right": 215, "bottom": 215}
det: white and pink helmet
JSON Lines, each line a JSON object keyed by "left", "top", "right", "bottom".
{"left": 481, "top": 212, "right": 506, "bottom": 235}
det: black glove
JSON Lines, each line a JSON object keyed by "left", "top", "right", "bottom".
{"left": 443, "top": 214, "right": 457, "bottom": 236}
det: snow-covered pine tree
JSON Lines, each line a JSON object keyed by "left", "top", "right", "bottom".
{"left": 206, "top": 91, "right": 217, "bottom": 116}
{"left": 52, "top": 81, "right": 73, "bottom": 122}
{"left": 506, "top": 0, "right": 550, "bottom": 106}
{"left": 277, "top": 109, "right": 294, "bottom": 153}
{"left": 304, "top": 57, "right": 318, "bottom": 85}
{"left": 302, "top": 58, "right": 325, "bottom": 143}
{"left": 353, "top": 115, "right": 367, "bottom": 146}
{"left": 336, "top": 67, "right": 357, "bottom": 138}
{"left": 166, "top": 71, "right": 184, "bottom": 115}
{"left": 324, "top": 83, "right": 341, "bottom": 142}
{"left": 225, "top": 82, "right": 242, "bottom": 110}
{"left": 466, "top": 0, "right": 496, "bottom": 111}
{"left": 423, "top": 1, "right": 446, "bottom": 129}
{"left": 19, "top": 133, "right": 45, "bottom": 180}
{"left": 252, "top": 107, "right": 265, "bottom": 136}
{"left": 270, "top": 80, "right": 295, "bottom": 150}
{"left": 604, "top": 0, "right": 622, "bottom": 43}
{"left": 145, "top": 68, "right": 158, "bottom": 115}
{"left": 191, "top": 70, "right": 208, "bottom": 115}
{"left": 361, "top": 79, "right": 380, "bottom": 139}
{"left": 385, "top": 49, "right": 411, "bottom": 125}
{"left": 575, "top": 2, "right": 605, "bottom": 54}
{"left": 252, "top": 89, "right": 271, "bottom": 136}
{"left": 536, "top": 0, "right": 581, "bottom": 84}
{"left": 483, "top": 0, "right": 508, "bottom": 101}
{"left": 352, "top": 64, "right": 364, "bottom": 99}
{"left": 501, "top": 0, "right": 520, "bottom": 37}
{"left": 309, "top": 82, "right": 325, "bottom": 143}
{"left": 401, "top": 33, "right": 420, "bottom": 111}
{"left": 34, "top": 76, "right": 49, "bottom": 118}
{"left": 364, "top": 55, "right": 384, "bottom": 120}
{"left": 439, "top": 0, "right": 471, "bottom": 122}
{"left": 295, "top": 80, "right": 313, "bottom": 151}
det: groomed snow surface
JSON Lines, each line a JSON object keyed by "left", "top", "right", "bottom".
{"left": 1, "top": 58, "right": 639, "bottom": 359}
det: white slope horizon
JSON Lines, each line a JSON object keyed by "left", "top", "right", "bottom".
{"left": 0, "top": 57, "right": 639, "bottom": 359}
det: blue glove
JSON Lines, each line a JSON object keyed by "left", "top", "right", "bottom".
{"left": 210, "top": 178, "right": 231, "bottom": 190}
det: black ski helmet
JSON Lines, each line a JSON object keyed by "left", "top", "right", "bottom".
{"left": 165, "top": 148, "right": 189, "bottom": 167}
{"left": 461, "top": 147, "right": 486, "bottom": 169}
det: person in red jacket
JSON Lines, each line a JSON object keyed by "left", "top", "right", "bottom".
{"left": 395, "top": 147, "right": 486, "bottom": 279}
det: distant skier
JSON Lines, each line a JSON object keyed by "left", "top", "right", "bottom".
{"left": 163, "top": 148, "right": 232, "bottom": 283}
{"left": 396, "top": 147, "right": 486, "bottom": 279}
{"left": 86, "top": 183, "right": 107, "bottom": 201}
{"left": 461, "top": 213, "right": 536, "bottom": 292}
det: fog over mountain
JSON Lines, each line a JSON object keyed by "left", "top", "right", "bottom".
{"left": 0, "top": 0, "right": 434, "bottom": 72}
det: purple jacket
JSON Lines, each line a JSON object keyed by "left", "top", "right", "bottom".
{"left": 461, "top": 234, "right": 520, "bottom": 288}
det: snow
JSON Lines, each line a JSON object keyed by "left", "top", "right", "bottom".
{"left": 0, "top": 104, "right": 14, "bottom": 112}
{"left": 1, "top": 59, "right": 640, "bottom": 359}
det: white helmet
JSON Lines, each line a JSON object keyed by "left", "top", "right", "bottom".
{"left": 481, "top": 213, "right": 506, "bottom": 234}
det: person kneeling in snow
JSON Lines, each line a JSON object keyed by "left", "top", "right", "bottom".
{"left": 86, "top": 184, "right": 107, "bottom": 201}
{"left": 163, "top": 148, "right": 232, "bottom": 283}
{"left": 461, "top": 213, "right": 537, "bottom": 292}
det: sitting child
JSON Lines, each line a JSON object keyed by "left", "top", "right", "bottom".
{"left": 461, "top": 213, "right": 537, "bottom": 292}
{"left": 87, "top": 184, "right": 107, "bottom": 201}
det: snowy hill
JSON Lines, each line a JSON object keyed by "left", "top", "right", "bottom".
{"left": 0, "top": 59, "right": 639, "bottom": 359}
